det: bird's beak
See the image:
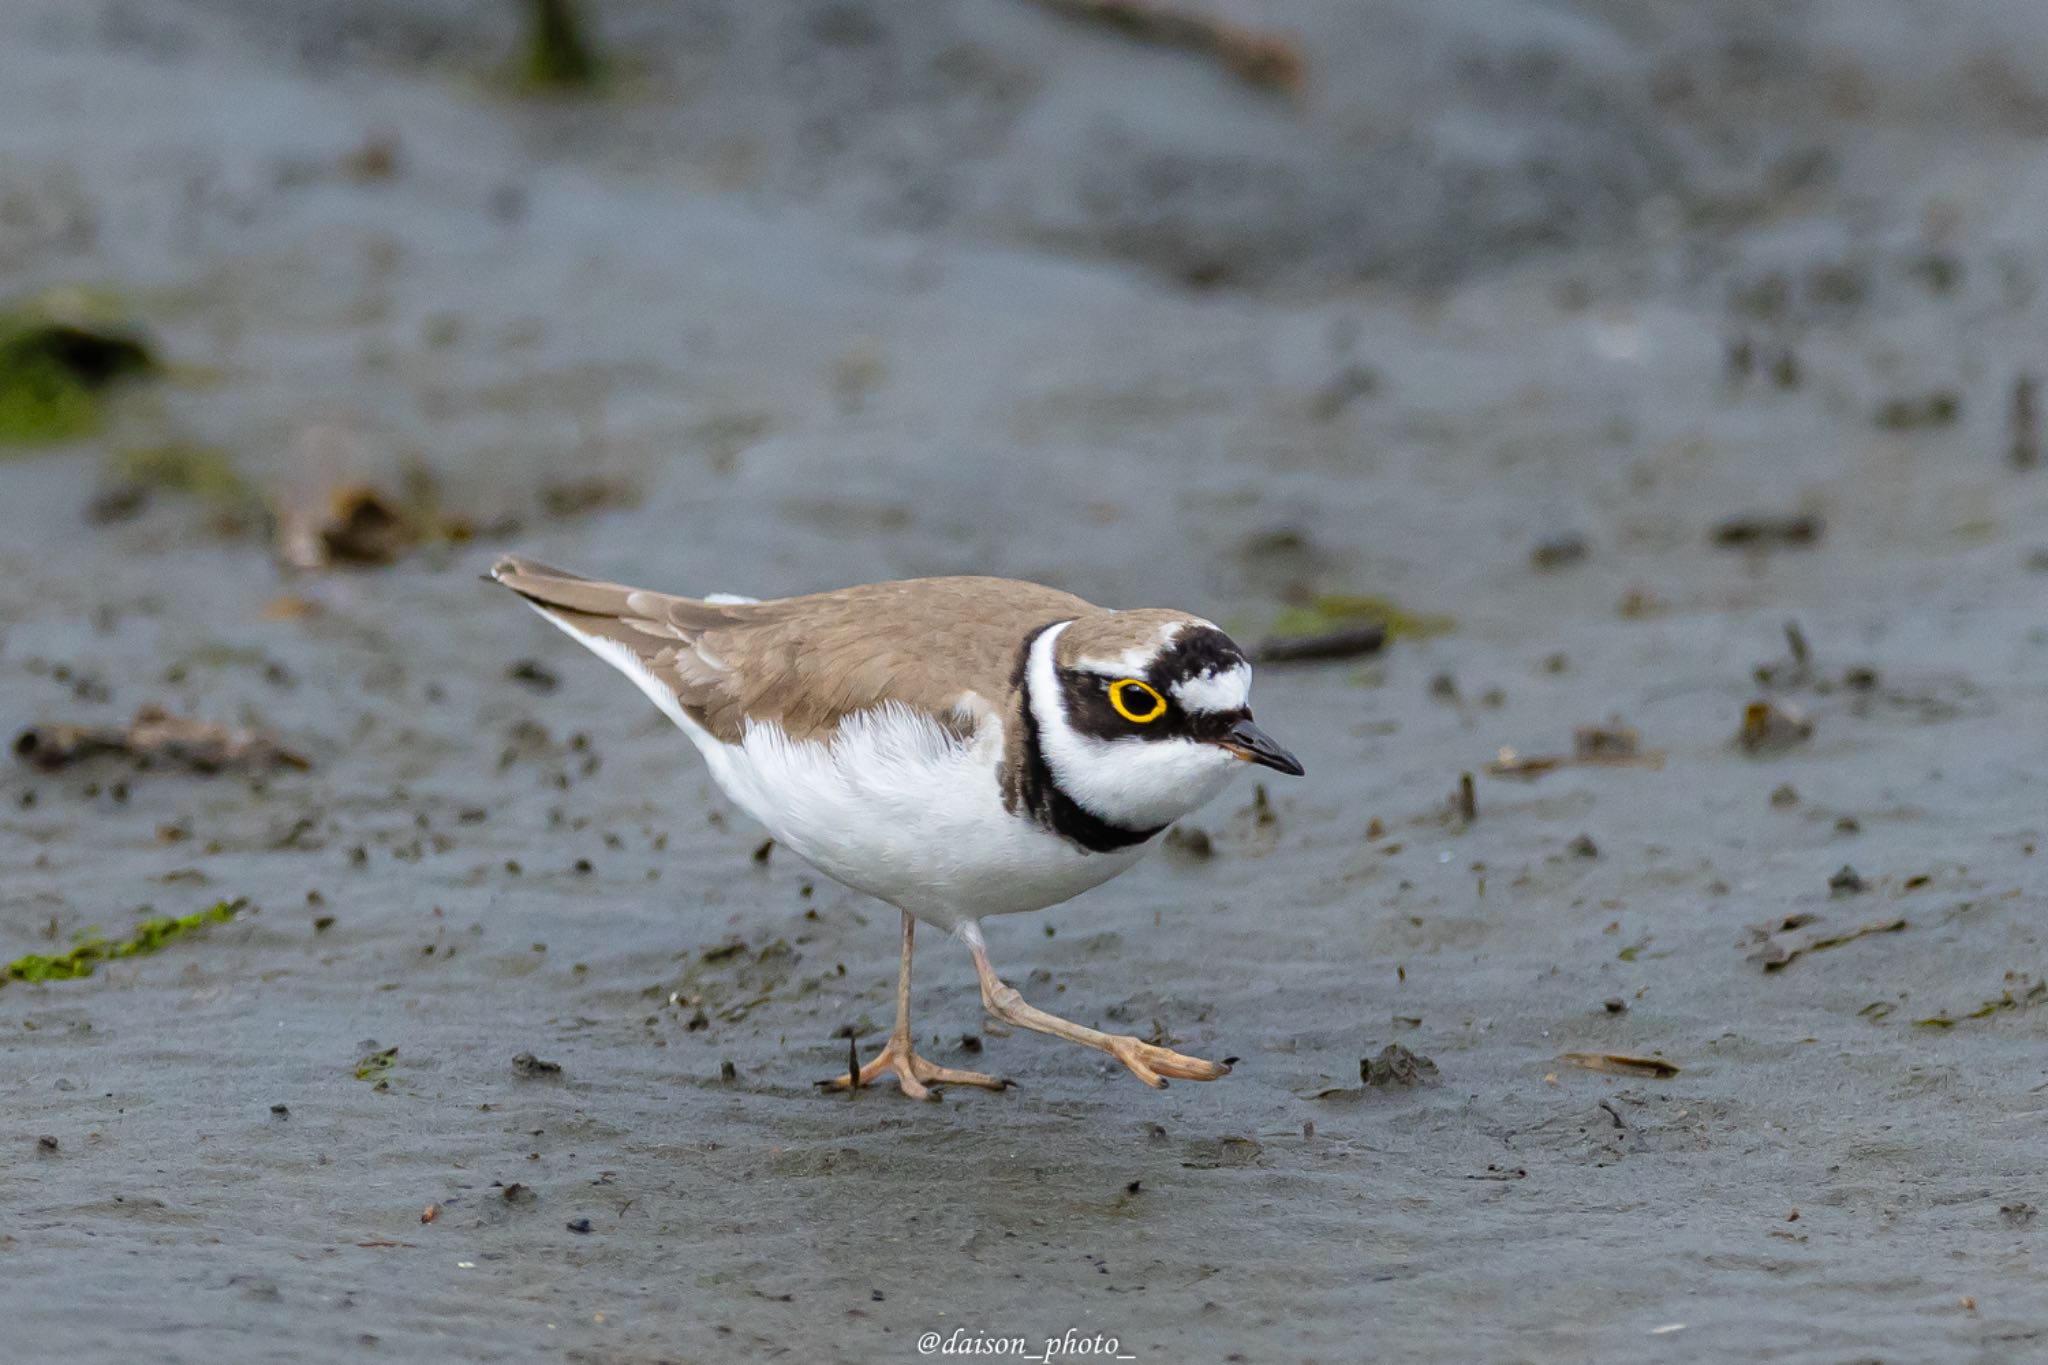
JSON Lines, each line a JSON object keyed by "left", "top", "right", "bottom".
{"left": 1218, "top": 718, "right": 1304, "bottom": 776}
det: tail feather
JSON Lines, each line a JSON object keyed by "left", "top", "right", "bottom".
{"left": 488, "top": 554, "right": 644, "bottom": 619}
{"left": 486, "top": 553, "right": 760, "bottom": 743}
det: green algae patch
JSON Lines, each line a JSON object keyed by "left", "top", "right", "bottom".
{"left": 515, "top": 0, "right": 607, "bottom": 93}
{"left": 1269, "top": 593, "right": 1456, "bottom": 642}
{"left": 354, "top": 1044, "right": 399, "bottom": 1085}
{"left": 0, "top": 293, "right": 158, "bottom": 447}
{"left": 3, "top": 899, "right": 243, "bottom": 988}
{"left": 1914, "top": 979, "right": 2048, "bottom": 1029}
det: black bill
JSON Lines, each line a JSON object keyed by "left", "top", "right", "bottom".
{"left": 1220, "top": 718, "right": 1304, "bottom": 776}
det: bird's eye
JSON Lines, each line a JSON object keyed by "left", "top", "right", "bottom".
{"left": 1108, "top": 678, "right": 1167, "bottom": 724}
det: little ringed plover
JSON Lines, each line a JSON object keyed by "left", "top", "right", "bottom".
{"left": 490, "top": 556, "right": 1302, "bottom": 1098}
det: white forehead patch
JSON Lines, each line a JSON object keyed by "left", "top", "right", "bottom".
{"left": 1071, "top": 620, "right": 1185, "bottom": 677}
{"left": 1172, "top": 662, "right": 1252, "bottom": 715}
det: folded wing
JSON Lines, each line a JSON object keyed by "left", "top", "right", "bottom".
{"left": 489, "top": 555, "right": 1092, "bottom": 745}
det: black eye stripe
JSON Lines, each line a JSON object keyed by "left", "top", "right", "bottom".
{"left": 1052, "top": 627, "right": 1251, "bottom": 744}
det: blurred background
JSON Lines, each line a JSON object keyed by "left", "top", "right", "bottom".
{"left": 5, "top": 2, "right": 2048, "bottom": 1361}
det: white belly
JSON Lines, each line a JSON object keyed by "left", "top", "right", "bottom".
{"left": 693, "top": 705, "right": 1149, "bottom": 925}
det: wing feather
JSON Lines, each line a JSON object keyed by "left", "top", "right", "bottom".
{"left": 489, "top": 555, "right": 1091, "bottom": 745}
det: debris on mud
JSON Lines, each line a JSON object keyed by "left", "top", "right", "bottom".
{"left": 1530, "top": 533, "right": 1589, "bottom": 570}
{"left": 1488, "top": 717, "right": 1664, "bottom": 779}
{"left": 700, "top": 938, "right": 748, "bottom": 964}
{"left": 1755, "top": 621, "right": 1814, "bottom": 688}
{"left": 1025, "top": 0, "right": 1304, "bottom": 93}
{"left": 1875, "top": 390, "right": 1961, "bottom": 430}
{"left": 1750, "top": 916, "right": 1906, "bottom": 972}
{"left": 1452, "top": 771, "right": 1477, "bottom": 823}
{"left": 1735, "top": 698, "right": 1812, "bottom": 753}
{"left": 506, "top": 659, "right": 559, "bottom": 693}
{"left": 1746, "top": 912, "right": 1816, "bottom": 941}
{"left": 1574, "top": 720, "right": 1643, "bottom": 760}
{"left": 14, "top": 704, "right": 310, "bottom": 774}
{"left": 1162, "top": 825, "right": 1214, "bottom": 861}
{"left": 1179, "top": 1136, "right": 1265, "bottom": 1169}
{"left": 2, "top": 899, "right": 244, "bottom": 989}
{"left": 354, "top": 1044, "right": 399, "bottom": 1085}
{"left": 1362, "top": 1043, "right": 1440, "bottom": 1088}
{"left": 2012, "top": 373, "right": 2040, "bottom": 470}
{"left": 540, "top": 475, "right": 639, "bottom": 519}
{"left": 1710, "top": 511, "right": 1823, "bottom": 550}
{"left": 1559, "top": 1051, "right": 1679, "bottom": 1080}
{"left": 1914, "top": 978, "right": 2048, "bottom": 1029}
{"left": 340, "top": 131, "right": 401, "bottom": 183}
{"left": 275, "top": 483, "right": 415, "bottom": 569}
{"left": 1616, "top": 585, "right": 1666, "bottom": 618}
{"left": 1252, "top": 623, "right": 1386, "bottom": 664}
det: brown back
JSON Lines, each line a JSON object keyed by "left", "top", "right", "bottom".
{"left": 491, "top": 556, "right": 1093, "bottom": 743}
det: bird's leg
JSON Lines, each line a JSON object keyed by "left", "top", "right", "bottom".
{"left": 963, "top": 925, "right": 1232, "bottom": 1088}
{"left": 817, "top": 910, "right": 1011, "bottom": 1100}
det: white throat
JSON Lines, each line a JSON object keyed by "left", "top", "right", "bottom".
{"left": 1026, "top": 621, "right": 1243, "bottom": 830}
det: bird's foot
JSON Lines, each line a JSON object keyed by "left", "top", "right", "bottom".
{"left": 1107, "top": 1036, "right": 1234, "bottom": 1088}
{"left": 817, "top": 1035, "right": 1012, "bottom": 1102}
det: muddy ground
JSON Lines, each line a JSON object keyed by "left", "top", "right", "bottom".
{"left": 5, "top": 2, "right": 2048, "bottom": 1362}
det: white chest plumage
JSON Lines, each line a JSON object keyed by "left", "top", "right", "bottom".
{"left": 701, "top": 705, "right": 1150, "bottom": 926}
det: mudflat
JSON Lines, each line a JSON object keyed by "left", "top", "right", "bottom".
{"left": 5, "top": 3, "right": 2047, "bottom": 1361}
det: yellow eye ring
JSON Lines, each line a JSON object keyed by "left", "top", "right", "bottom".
{"left": 1108, "top": 678, "right": 1168, "bottom": 724}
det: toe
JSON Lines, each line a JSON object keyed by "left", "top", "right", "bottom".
{"left": 1131, "top": 1041, "right": 1232, "bottom": 1083}
{"left": 915, "top": 1062, "right": 1012, "bottom": 1091}
{"left": 1112, "top": 1045, "right": 1168, "bottom": 1088}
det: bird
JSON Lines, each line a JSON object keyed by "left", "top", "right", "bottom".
{"left": 488, "top": 555, "right": 1303, "bottom": 1099}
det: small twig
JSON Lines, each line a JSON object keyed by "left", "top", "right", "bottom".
{"left": 1783, "top": 620, "right": 1810, "bottom": 670}
{"left": 846, "top": 1034, "right": 860, "bottom": 1095}
{"left": 1253, "top": 624, "right": 1387, "bottom": 664}
{"left": 1023, "top": 0, "right": 1303, "bottom": 92}
{"left": 2013, "top": 374, "right": 2040, "bottom": 470}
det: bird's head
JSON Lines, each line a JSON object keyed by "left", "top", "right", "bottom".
{"left": 1024, "top": 611, "right": 1301, "bottom": 833}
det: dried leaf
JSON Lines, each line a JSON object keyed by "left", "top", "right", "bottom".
{"left": 14, "top": 704, "right": 309, "bottom": 774}
{"left": 1736, "top": 698, "right": 1813, "bottom": 753}
{"left": 1559, "top": 1051, "right": 1679, "bottom": 1079}
{"left": 1758, "top": 917, "right": 1906, "bottom": 973}
{"left": 1024, "top": 0, "right": 1303, "bottom": 93}
{"left": 1487, "top": 737, "right": 1665, "bottom": 780}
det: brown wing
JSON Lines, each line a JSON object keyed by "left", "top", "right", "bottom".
{"left": 489, "top": 555, "right": 1092, "bottom": 743}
